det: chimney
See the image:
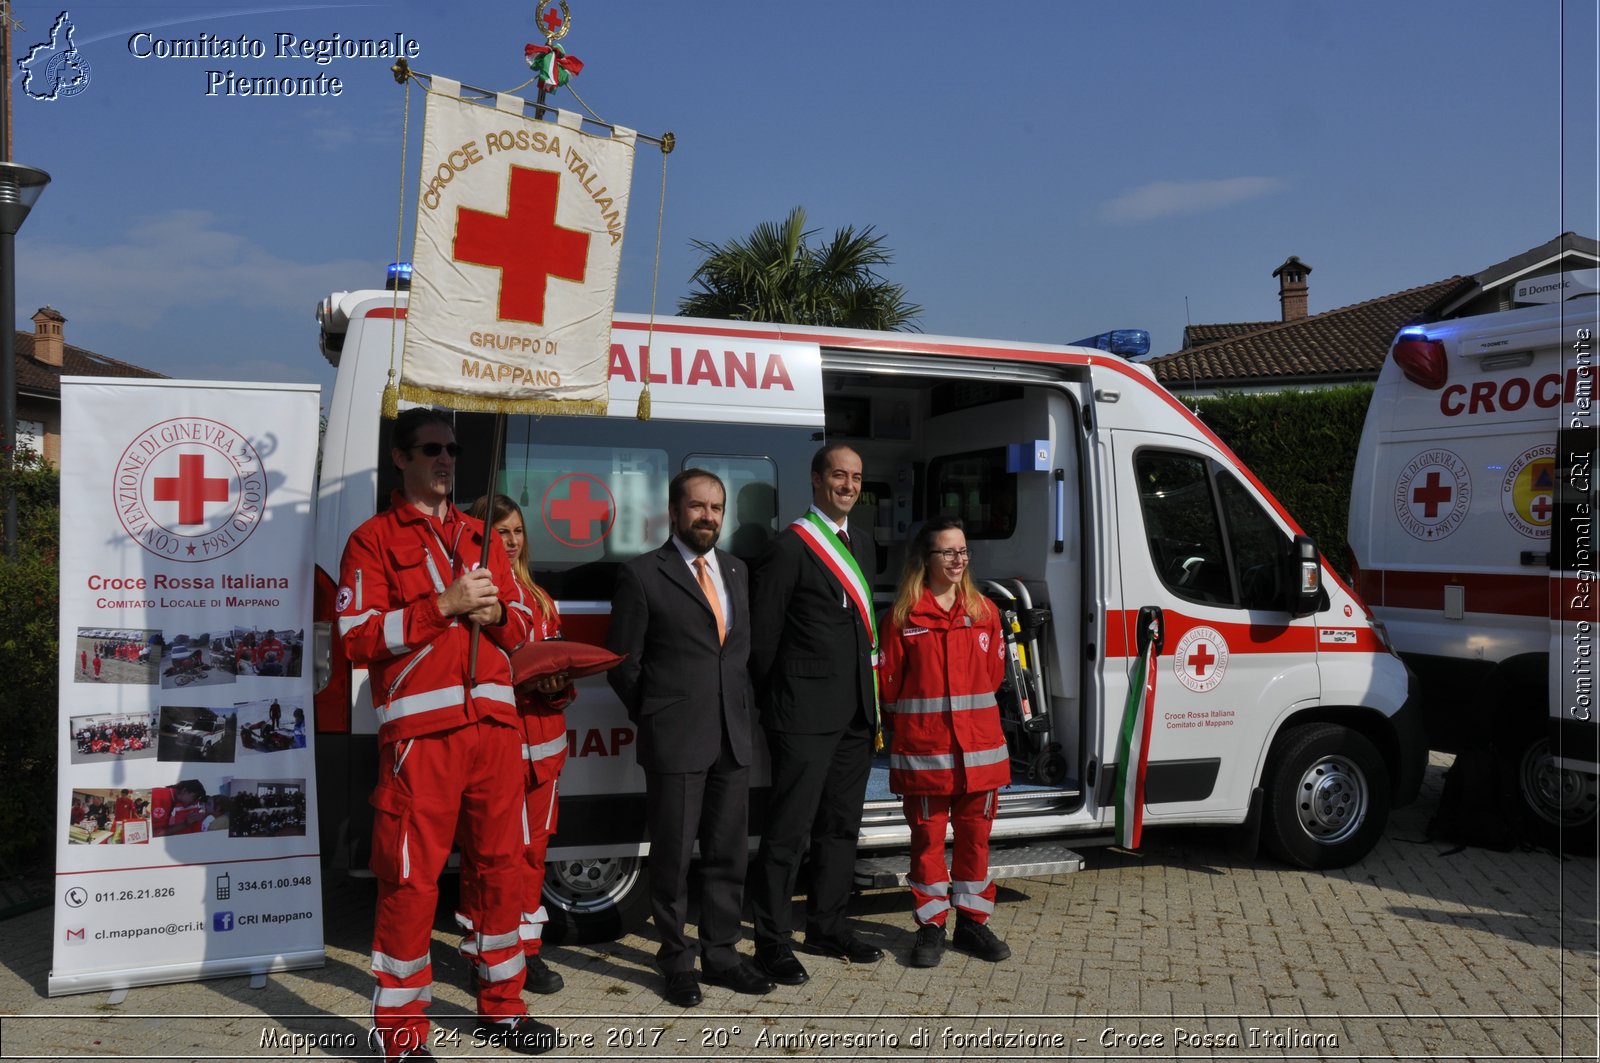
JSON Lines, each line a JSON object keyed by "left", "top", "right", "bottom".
{"left": 31, "top": 307, "right": 65, "bottom": 367}
{"left": 1272, "top": 257, "right": 1312, "bottom": 321}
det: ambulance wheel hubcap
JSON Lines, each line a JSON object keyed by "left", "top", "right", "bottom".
{"left": 1294, "top": 755, "right": 1367, "bottom": 844}
{"left": 1520, "top": 738, "right": 1598, "bottom": 825}
{"left": 545, "top": 857, "right": 642, "bottom": 914}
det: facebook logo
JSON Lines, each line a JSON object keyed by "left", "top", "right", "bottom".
{"left": 213, "top": 911, "right": 234, "bottom": 932}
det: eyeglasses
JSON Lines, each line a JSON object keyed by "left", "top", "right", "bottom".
{"left": 410, "top": 442, "right": 461, "bottom": 458}
{"left": 929, "top": 548, "right": 970, "bottom": 562}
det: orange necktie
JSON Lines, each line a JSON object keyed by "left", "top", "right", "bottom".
{"left": 695, "top": 556, "right": 726, "bottom": 644}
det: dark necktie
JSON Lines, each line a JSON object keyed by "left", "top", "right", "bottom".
{"left": 838, "top": 528, "right": 850, "bottom": 549}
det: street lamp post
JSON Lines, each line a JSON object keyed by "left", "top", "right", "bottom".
{"left": 0, "top": 161, "right": 50, "bottom": 558}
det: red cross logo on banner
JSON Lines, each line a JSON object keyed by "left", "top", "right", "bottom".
{"left": 543, "top": 473, "right": 616, "bottom": 548}
{"left": 454, "top": 165, "right": 589, "bottom": 325}
{"left": 152, "top": 453, "right": 230, "bottom": 526}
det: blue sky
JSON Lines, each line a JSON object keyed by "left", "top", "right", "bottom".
{"left": 9, "top": 0, "right": 1598, "bottom": 396}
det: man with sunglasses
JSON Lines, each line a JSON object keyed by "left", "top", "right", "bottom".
{"left": 336, "top": 408, "right": 555, "bottom": 1060}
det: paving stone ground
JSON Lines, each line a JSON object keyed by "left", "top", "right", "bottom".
{"left": 0, "top": 755, "right": 1594, "bottom": 1061}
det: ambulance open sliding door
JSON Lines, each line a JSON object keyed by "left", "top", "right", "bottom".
{"left": 1109, "top": 432, "right": 1320, "bottom": 818}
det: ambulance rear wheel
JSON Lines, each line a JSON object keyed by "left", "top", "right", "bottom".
{"left": 1262, "top": 723, "right": 1390, "bottom": 869}
{"left": 1512, "top": 734, "right": 1598, "bottom": 855}
{"left": 541, "top": 855, "right": 650, "bottom": 945}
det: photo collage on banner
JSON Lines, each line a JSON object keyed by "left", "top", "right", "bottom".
{"left": 51, "top": 380, "right": 324, "bottom": 996}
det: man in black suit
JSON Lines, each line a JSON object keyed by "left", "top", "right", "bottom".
{"left": 607, "top": 469, "right": 775, "bottom": 1007}
{"left": 749, "top": 443, "right": 884, "bottom": 986}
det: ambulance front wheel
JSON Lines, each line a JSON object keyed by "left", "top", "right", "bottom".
{"left": 1262, "top": 723, "right": 1390, "bottom": 869}
{"left": 541, "top": 855, "right": 651, "bottom": 945}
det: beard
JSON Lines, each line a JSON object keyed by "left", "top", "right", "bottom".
{"left": 681, "top": 521, "right": 719, "bottom": 553}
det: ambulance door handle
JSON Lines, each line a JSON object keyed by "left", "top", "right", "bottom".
{"left": 1053, "top": 470, "right": 1066, "bottom": 553}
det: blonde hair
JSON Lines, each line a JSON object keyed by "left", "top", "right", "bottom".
{"left": 889, "top": 518, "right": 988, "bottom": 630}
{"left": 470, "top": 494, "right": 556, "bottom": 622}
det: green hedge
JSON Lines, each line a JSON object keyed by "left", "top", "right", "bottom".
{"left": 1189, "top": 385, "right": 1374, "bottom": 582}
{"left": 0, "top": 453, "right": 60, "bottom": 863}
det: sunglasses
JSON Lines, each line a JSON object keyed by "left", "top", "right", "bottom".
{"left": 410, "top": 442, "right": 461, "bottom": 458}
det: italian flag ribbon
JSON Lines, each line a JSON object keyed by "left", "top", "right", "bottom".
{"left": 1113, "top": 609, "right": 1162, "bottom": 849}
{"left": 525, "top": 42, "right": 583, "bottom": 90}
{"left": 792, "top": 512, "right": 882, "bottom": 748}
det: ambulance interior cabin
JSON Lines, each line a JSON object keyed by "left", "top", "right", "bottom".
{"left": 443, "top": 363, "right": 1088, "bottom": 823}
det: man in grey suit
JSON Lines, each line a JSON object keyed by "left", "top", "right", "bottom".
{"left": 607, "top": 469, "right": 775, "bottom": 1007}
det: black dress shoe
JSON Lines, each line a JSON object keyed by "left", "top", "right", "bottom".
{"left": 754, "top": 943, "right": 810, "bottom": 985}
{"left": 803, "top": 932, "right": 883, "bottom": 964}
{"left": 703, "top": 960, "right": 776, "bottom": 995}
{"left": 663, "top": 971, "right": 702, "bottom": 1007}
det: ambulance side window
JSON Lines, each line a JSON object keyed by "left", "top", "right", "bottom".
{"left": 1137, "top": 451, "right": 1232, "bottom": 605}
{"left": 1216, "top": 471, "right": 1289, "bottom": 610}
{"left": 685, "top": 453, "right": 779, "bottom": 561}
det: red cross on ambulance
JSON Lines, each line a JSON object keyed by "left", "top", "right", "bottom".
{"left": 543, "top": 473, "right": 615, "bottom": 548}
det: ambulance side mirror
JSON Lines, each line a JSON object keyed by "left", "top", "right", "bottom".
{"left": 1284, "top": 534, "right": 1322, "bottom": 618}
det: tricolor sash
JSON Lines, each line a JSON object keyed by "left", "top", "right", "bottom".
{"left": 1113, "top": 608, "right": 1162, "bottom": 849}
{"left": 791, "top": 512, "right": 881, "bottom": 743}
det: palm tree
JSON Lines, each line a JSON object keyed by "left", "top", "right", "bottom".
{"left": 679, "top": 207, "right": 921, "bottom": 331}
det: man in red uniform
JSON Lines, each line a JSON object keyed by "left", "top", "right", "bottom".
{"left": 337, "top": 408, "right": 554, "bottom": 1061}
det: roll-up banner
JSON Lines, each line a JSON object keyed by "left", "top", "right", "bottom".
{"left": 51, "top": 379, "right": 324, "bottom": 996}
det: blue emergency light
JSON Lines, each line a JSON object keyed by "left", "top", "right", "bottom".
{"left": 386, "top": 262, "right": 413, "bottom": 291}
{"left": 1070, "top": 329, "right": 1151, "bottom": 358}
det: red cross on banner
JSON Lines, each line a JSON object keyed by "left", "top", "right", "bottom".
{"left": 399, "top": 78, "right": 637, "bottom": 416}
{"left": 152, "top": 454, "right": 229, "bottom": 525}
{"left": 455, "top": 166, "right": 589, "bottom": 326}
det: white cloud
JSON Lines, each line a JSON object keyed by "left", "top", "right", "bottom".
{"left": 1100, "top": 177, "right": 1286, "bottom": 223}
{"left": 19, "top": 209, "right": 371, "bottom": 329}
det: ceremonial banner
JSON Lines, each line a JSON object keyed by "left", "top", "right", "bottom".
{"left": 403, "top": 77, "right": 635, "bottom": 414}
{"left": 51, "top": 380, "right": 323, "bottom": 996}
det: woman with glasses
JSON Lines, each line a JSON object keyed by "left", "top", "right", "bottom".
{"left": 877, "top": 517, "right": 1012, "bottom": 968}
{"left": 455, "top": 493, "right": 573, "bottom": 998}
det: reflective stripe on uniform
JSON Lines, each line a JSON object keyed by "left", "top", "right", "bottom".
{"left": 523, "top": 736, "right": 566, "bottom": 762}
{"left": 380, "top": 685, "right": 467, "bottom": 722}
{"left": 888, "top": 693, "right": 997, "bottom": 714}
{"left": 372, "top": 949, "right": 432, "bottom": 979}
{"left": 373, "top": 983, "right": 433, "bottom": 1007}
{"left": 383, "top": 609, "right": 409, "bottom": 656}
{"left": 476, "top": 928, "right": 520, "bottom": 952}
{"left": 475, "top": 951, "right": 526, "bottom": 985}
{"left": 962, "top": 744, "right": 1010, "bottom": 769}
{"left": 339, "top": 609, "right": 379, "bottom": 636}
{"left": 520, "top": 907, "right": 548, "bottom": 942}
{"left": 891, "top": 752, "right": 955, "bottom": 772}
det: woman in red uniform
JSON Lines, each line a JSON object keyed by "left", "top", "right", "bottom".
{"left": 457, "top": 494, "right": 573, "bottom": 996}
{"left": 877, "top": 517, "right": 1012, "bottom": 968}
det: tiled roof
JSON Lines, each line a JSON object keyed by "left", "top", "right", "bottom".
{"left": 1182, "top": 322, "right": 1276, "bottom": 347}
{"left": 1148, "top": 276, "right": 1468, "bottom": 388}
{"left": 15, "top": 332, "right": 166, "bottom": 397}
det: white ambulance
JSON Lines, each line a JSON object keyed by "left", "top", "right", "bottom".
{"left": 313, "top": 275, "right": 1426, "bottom": 941}
{"left": 1348, "top": 281, "right": 1600, "bottom": 852}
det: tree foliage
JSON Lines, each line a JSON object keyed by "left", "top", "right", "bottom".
{"left": 0, "top": 450, "right": 60, "bottom": 862}
{"left": 679, "top": 206, "right": 922, "bottom": 331}
{"left": 1194, "top": 385, "right": 1374, "bottom": 582}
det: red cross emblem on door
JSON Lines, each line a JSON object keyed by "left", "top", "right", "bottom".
{"left": 454, "top": 165, "right": 590, "bottom": 326}
{"left": 543, "top": 473, "right": 616, "bottom": 548}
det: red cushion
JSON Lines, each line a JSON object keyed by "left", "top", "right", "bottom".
{"left": 510, "top": 639, "right": 626, "bottom": 687}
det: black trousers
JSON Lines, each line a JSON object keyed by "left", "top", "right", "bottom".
{"left": 644, "top": 729, "right": 749, "bottom": 974}
{"left": 750, "top": 714, "right": 872, "bottom": 946}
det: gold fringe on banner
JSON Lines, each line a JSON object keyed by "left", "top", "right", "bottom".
{"left": 398, "top": 383, "right": 608, "bottom": 418}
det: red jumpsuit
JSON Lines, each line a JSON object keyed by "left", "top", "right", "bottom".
{"left": 337, "top": 492, "right": 532, "bottom": 1057}
{"left": 457, "top": 601, "right": 570, "bottom": 964}
{"left": 877, "top": 590, "right": 1008, "bottom": 927}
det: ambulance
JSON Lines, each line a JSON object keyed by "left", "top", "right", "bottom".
{"left": 313, "top": 273, "right": 1426, "bottom": 941}
{"left": 1348, "top": 277, "right": 1600, "bottom": 852}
